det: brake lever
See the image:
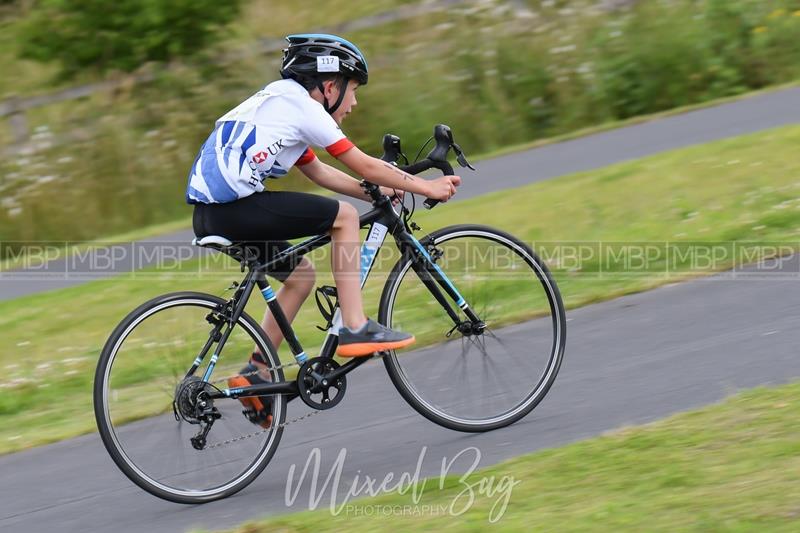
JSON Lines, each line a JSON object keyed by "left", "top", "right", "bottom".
{"left": 451, "top": 143, "right": 475, "bottom": 170}
{"left": 381, "top": 134, "right": 406, "bottom": 164}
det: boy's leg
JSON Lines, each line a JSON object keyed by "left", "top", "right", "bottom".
{"left": 258, "top": 256, "right": 316, "bottom": 352}
{"left": 329, "top": 201, "right": 368, "bottom": 330}
{"left": 250, "top": 200, "right": 366, "bottom": 365}
{"left": 329, "top": 201, "right": 415, "bottom": 356}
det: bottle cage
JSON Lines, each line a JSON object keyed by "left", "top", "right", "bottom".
{"left": 314, "top": 285, "right": 339, "bottom": 331}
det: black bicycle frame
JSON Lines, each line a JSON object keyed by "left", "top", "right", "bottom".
{"left": 203, "top": 184, "right": 483, "bottom": 402}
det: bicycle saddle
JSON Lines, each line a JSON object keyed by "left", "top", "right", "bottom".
{"left": 192, "top": 235, "right": 234, "bottom": 248}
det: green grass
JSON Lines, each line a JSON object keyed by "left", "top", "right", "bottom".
{"left": 210, "top": 381, "right": 800, "bottom": 532}
{"left": 1, "top": 123, "right": 800, "bottom": 454}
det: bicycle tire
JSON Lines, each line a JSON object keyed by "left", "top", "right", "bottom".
{"left": 379, "top": 224, "right": 566, "bottom": 432}
{"left": 93, "top": 291, "right": 286, "bottom": 504}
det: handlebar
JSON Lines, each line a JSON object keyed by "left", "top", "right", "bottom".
{"left": 420, "top": 125, "right": 455, "bottom": 209}
{"left": 379, "top": 124, "right": 473, "bottom": 210}
{"left": 396, "top": 158, "right": 453, "bottom": 177}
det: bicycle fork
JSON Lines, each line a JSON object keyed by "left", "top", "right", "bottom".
{"left": 404, "top": 234, "right": 485, "bottom": 333}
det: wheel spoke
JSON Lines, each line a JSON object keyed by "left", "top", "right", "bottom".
{"left": 382, "top": 228, "right": 565, "bottom": 431}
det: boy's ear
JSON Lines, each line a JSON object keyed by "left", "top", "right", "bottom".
{"left": 322, "top": 79, "right": 337, "bottom": 94}
{"left": 321, "top": 77, "right": 345, "bottom": 95}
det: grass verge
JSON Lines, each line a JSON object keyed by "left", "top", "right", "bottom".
{"left": 1, "top": 123, "right": 800, "bottom": 454}
{"left": 211, "top": 380, "right": 800, "bottom": 532}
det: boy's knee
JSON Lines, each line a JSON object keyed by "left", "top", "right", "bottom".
{"left": 333, "top": 201, "right": 358, "bottom": 227}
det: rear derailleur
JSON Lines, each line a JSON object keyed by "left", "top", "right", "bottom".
{"left": 173, "top": 376, "right": 222, "bottom": 450}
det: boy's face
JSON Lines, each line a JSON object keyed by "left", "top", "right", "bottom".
{"left": 324, "top": 79, "right": 359, "bottom": 126}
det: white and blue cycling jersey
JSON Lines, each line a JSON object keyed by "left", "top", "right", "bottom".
{"left": 186, "top": 79, "right": 354, "bottom": 204}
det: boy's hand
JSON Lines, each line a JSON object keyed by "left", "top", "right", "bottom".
{"left": 425, "top": 175, "right": 462, "bottom": 202}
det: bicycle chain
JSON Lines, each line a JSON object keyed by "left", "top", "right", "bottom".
{"left": 200, "top": 358, "right": 322, "bottom": 451}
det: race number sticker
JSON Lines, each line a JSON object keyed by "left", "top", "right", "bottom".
{"left": 317, "top": 56, "right": 340, "bottom": 73}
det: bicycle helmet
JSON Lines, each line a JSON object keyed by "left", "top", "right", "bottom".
{"left": 281, "top": 33, "right": 369, "bottom": 114}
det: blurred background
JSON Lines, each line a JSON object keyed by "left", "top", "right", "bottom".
{"left": 2, "top": 2, "right": 800, "bottom": 530}
{"left": 2, "top": 0, "right": 800, "bottom": 247}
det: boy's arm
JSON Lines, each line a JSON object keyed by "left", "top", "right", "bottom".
{"left": 297, "top": 146, "right": 460, "bottom": 202}
{"left": 336, "top": 146, "right": 459, "bottom": 201}
{"left": 297, "top": 157, "right": 375, "bottom": 200}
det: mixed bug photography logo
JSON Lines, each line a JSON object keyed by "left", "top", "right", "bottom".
{"left": 285, "top": 446, "right": 519, "bottom": 523}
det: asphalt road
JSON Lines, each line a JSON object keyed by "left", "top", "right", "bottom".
{"left": 2, "top": 255, "right": 800, "bottom": 532}
{"left": 2, "top": 86, "right": 800, "bottom": 301}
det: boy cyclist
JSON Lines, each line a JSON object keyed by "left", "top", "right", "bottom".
{"left": 186, "top": 34, "right": 461, "bottom": 426}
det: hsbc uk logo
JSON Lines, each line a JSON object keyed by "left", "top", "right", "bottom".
{"left": 249, "top": 139, "right": 285, "bottom": 168}
{"left": 247, "top": 139, "right": 287, "bottom": 188}
{"left": 250, "top": 139, "right": 286, "bottom": 166}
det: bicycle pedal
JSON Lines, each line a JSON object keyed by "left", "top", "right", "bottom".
{"left": 242, "top": 408, "right": 268, "bottom": 423}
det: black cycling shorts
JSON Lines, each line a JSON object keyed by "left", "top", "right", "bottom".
{"left": 193, "top": 190, "right": 340, "bottom": 281}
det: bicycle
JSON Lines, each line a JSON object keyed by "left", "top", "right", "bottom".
{"left": 93, "top": 124, "right": 567, "bottom": 504}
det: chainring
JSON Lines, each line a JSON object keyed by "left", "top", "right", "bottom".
{"left": 296, "top": 357, "right": 346, "bottom": 410}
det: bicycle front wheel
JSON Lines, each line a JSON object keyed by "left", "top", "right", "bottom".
{"left": 93, "top": 291, "right": 286, "bottom": 504}
{"left": 379, "top": 224, "right": 566, "bottom": 432}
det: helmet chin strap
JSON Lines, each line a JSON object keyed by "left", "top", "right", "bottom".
{"left": 317, "top": 77, "right": 349, "bottom": 115}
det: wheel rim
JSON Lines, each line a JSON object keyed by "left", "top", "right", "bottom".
{"left": 384, "top": 230, "right": 564, "bottom": 427}
{"left": 99, "top": 297, "right": 284, "bottom": 499}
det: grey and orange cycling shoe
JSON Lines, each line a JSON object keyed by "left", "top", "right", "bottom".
{"left": 336, "top": 318, "right": 415, "bottom": 357}
{"left": 227, "top": 361, "right": 273, "bottom": 428}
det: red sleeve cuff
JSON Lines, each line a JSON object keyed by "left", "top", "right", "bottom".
{"left": 296, "top": 147, "right": 317, "bottom": 166}
{"left": 325, "top": 138, "right": 355, "bottom": 157}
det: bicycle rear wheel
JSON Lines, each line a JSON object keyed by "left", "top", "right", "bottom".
{"left": 93, "top": 291, "right": 286, "bottom": 503}
{"left": 379, "top": 224, "right": 566, "bottom": 432}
